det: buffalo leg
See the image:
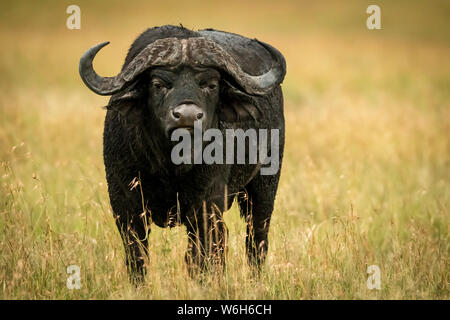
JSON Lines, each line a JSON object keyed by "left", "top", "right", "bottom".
{"left": 184, "top": 203, "right": 228, "bottom": 276}
{"left": 238, "top": 172, "right": 280, "bottom": 268}
{"left": 115, "top": 213, "right": 150, "bottom": 283}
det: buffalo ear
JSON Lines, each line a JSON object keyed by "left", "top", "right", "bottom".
{"left": 106, "top": 88, "right": 142, "bottom": 123}
{"left": 219, "top": 82, "right": 262, "bottom": 123}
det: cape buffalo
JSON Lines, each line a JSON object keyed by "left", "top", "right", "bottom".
{"left": 79, "top": 25, "right": 286, "bottom": 282}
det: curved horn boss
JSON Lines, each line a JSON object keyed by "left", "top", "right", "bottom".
{"left": 79, "top": 36, "right": 285, "bottom": 96}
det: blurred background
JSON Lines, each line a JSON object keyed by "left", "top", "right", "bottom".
{"left": 0, "top": 0, "right": 448, "bottom": 299}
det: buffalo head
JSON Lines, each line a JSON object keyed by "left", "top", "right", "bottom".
{"left": 79, "top": 34, "right": 285, "bottom": 140}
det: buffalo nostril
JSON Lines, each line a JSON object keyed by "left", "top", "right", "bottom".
{"left": 196, "top": 112, "right": 204, "bottom": 120}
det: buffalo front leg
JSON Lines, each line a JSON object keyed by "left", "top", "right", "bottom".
{"left": 238, "top": 172, "right": 280, "bottom": 269}
{"left": 246, "top": 207, "right": 271, "bottom": 267}
{"left": 239, "top": 192, "right": 272, "bottom": 268}
{"left": 115, "top": 213, "right": 150, "bottom": 284}
{"left": 184, "top": 203, "right": 228, "bottom": 276}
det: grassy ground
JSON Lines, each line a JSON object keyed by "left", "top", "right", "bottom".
{"left": 0, "top": 0, "right": 448, "bottom": 299}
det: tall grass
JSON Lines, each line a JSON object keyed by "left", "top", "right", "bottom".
{"left": 0, "top": 0, "right": 448, "bottom": 299}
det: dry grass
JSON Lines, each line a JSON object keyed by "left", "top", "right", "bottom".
{"left": 0, "top": 0, "right": 448, "bottom": 299}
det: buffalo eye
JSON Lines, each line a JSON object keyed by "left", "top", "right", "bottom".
{"left": 200, "top": 79, "right": 219, "bottom": 92}
{"left": 151, "top": 78, "right": 169, "bottom": 93}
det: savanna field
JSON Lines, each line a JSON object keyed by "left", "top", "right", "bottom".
{"left": 0, "top": 0, "right": 448, "bottom": 299}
